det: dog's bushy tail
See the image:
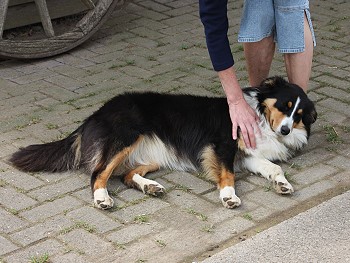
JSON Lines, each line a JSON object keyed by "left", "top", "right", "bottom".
{"left": 10, "top": 132, "right": 82, "bottom": 173}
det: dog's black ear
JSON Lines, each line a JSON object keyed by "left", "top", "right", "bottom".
{"left": 259, "top": 76, "right": 287, "bottom": 91}
{"left": 303, "top": 104, "right": 317, "bottom": 125}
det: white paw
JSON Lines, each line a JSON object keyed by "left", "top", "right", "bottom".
{"left": 220, "top": 186, "right": 241, "bottom": 209}
{"left": 273, "top": 176, "right": 294, "bottom": 194}
{"left": 94, "top": 188, "right": 114, "bottom": 210}
{"left": 132, "top": 174, "right": 165, "bottom": 197}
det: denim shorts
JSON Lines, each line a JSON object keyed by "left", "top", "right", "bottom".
{"left": 238, "top": 0, "right": 316, "bottom": 53}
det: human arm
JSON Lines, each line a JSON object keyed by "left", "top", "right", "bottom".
{"left": 199, "top": 0, "right": 259, "bottom": 148}
{"left": 218, "top": 67, "right": 259, "bottom": 148}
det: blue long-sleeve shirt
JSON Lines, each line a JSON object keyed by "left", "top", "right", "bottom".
{"left": 199, "top": 0, "right": 234, "bottom": 71}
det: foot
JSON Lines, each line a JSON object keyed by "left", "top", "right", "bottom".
{"left": 94, "top": 188, "right": 114, "bottom": 210}
{"left": 220, "top": 186, "right": 241, "bottom": 209}
{"left": 273, "top": 176, "right": 294, "bottom": 194}
{"left": 132, "top": 174, "right": 165, "bottom": 197}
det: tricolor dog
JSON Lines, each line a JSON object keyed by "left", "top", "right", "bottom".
{"left": 10, "top": 76, "right": 317, "bottom": 209}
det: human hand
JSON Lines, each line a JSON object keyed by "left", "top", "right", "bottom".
{"left": 228, "top": 97, "right": 260, "bottom": 149}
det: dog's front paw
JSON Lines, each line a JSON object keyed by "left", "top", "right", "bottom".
{"left": 220, "top": 186, "right": 241, "bottom": 209}
{"left": 273, "top": 177, "right": 294, "bottom": 194}
{"left": 94, "top": 188, "right": 114, "bottom": 210}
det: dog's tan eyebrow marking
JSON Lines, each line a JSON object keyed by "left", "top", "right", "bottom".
{"left": 288, "top": 101, "right": 292, "bottom": 108}
{"left": 297, "top": 109, "right": 303, "bottom": 114}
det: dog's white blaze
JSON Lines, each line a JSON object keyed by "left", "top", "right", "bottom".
{"left": 128, "top": 134, "right": 197, "bottom": 172}
{"left": 278, "top": 96, "right": 301, "bottom": 134}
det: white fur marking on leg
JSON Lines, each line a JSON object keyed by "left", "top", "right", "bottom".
{"left": 94, "top": 188, "right": 114, "bottom": 209}
{"left": 132, "top": 174, "right": 165, "bottom": 196}
{"left": 219, "top": 186, "right": 241, "bottom": 209}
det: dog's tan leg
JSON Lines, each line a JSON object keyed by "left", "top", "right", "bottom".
{"left": 124, "top": 163, "right": 165, "bottom": 196}
{"left": 217, "top": 168, "right": 241, "bottom": 209}
{"left": 201, "top": 146, "right": 241, "bottom": 209}
{"left": 93, "top": 137, "right": 143, "bottom": 210}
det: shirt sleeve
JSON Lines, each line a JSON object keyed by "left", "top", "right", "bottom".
{"left": 199, "top": 0, "right": 234, "bottom": 71}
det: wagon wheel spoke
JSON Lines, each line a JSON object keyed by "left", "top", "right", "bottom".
{"left": 80, "top": 0, "right": 96, "bottom": 9}
{"left": 0, "top": 0, "right": 9, "bottom": 39}
{"left": 34, "top": 0, "right": 55, "bottom": 37}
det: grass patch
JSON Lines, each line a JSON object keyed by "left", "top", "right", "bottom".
{"left": 155, "top": 239, "right": 166, "bottom": 247}
{"left": 201, "top": 224, "right": 215, "bottom": 233}
{"left": 60, "top": 221, "right": 96, "bottom": 234}
{"left": 323, "top": 125, "right": 342, "bottom": 143}
{"left": 134, "top": 214, "right": 149, "bottom": 224}
{"left": 243, "top": 213, "right": 253, "bottom": 221}
{"left": 30, "top": 253, "right": 50, "bottom": 263}
{"left": 186, "top": 208, "right": 208, "bottom": 221}
{"left": 46, "top": 123, "right": 59, "bottom": 130}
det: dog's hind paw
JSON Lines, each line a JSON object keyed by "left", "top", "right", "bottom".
{"left": 94, "top": 188, "right": 114, "bottom": 210}
{"left": 144, "top": 183, "right": 165, "bottom": 197}
{"left": 220, "top": 186, "right": 241, "bottom": 209}
{"left": 132, "top": 174, "right": 165, "bottom": 197}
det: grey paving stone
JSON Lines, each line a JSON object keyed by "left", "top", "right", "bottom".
{"left": 67, "top": 206, "right": 122, "bottom": 233}
{"left": 20, "top": 196, "right": 83, "bottom": 222}
{"left": 329, "top": 171, "right": 350, "bottom": 186}
{"left": 164, "top": 171, "right": 215, "bottom": 194}
{"left": 28, "top": 175, "right": 88, "bottom": 202}
{"left": 0, "top": 208, "right": 29, "bottom": 234}
{"left": 9, "top": 215, "right": 73, "bottom": 246}
{"left": 245, "top": 189, "right": 299, "bottom": 211}
{"left": 59, "top": 229, "right": 115, "bottom": 259}
{"left": 111, "top": 197, "right": 170, "bottom": 223}
{"left": 326, "top": 156, "right": 350, "bottom": 170}
{"left": 0, "top": 169, "right": 44, "bottom": 191}
{"left": 292, "top": 163, "right": 338, "bottom": 185}
{"left": 318, "top": 98, "right": 350, "bottom": 117}
{"left": 118, "top": 188, "right": 146, "bottom": 202}
{"left": 0, "top": 186, "right": 37, "bottom": 211}
{"left": 167, "top": 190, "right": 216, "bottom": 215}
{"left": 4, "top": 239, "right": 64, "bottom": 263}
{"left": 291, "top": 180, "right": 337, "bottom": 202}
{"left": 106, "top": 222, "right": 162, "bottom": 244}
{"left": 51, "top": 252, "right": 87, "bottom": 263}
{"left": 209, "top": 216, "right": 256, "bottom": 244}
{"left": 0, "top": 236, "right": 18, "bottom": 256}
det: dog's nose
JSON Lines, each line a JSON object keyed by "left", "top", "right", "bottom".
{"left": 280, "top": 125, "right": 290, "bottom": 135}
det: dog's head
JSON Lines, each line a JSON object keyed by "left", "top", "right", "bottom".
{"left": 257, "top": 76, "right": 317, "bottom": 137}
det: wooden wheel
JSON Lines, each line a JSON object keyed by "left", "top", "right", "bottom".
{"left": 0, "top": 0, "right": 125, "bottom": 59}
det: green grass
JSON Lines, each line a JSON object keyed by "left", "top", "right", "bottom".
{"left": 243, "top": 213, "right": 253, "bottom": 221}
{"left": 60, "top": 221, "right": 96, "bottom": 234}
{"left": 155, "top": 239, "right": 166, "bottom": 247}
{"left": 30, "top": 253, "right": 50, "bottom": 263}
{"left": 201, "top": 224, "right": 215, "bottom": 233}
{"left": 134, "top": 214, "right": 149, "bottom": 224}
{"left": 46, "top": 123, "right": 58, "bottom": 130}
{"left": 186, "top": 208, "right": 208, "bottom": 221}
{"left": 323, "top": 125, "right": 342, "bottom": 143}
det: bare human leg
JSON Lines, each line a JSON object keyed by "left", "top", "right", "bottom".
{"left": 284, "top": 13, "right": 314, "bottom": 92}
{"left": 243, "top": 35, "right": 275, "bottom": 87}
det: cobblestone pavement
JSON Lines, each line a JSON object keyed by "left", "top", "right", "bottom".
{"left": 0, "top": 0, "right": 349, "bottom": 262}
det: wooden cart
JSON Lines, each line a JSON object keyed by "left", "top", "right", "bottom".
{"left": 0, "top": 0, "right": 126, "bottom": 59}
